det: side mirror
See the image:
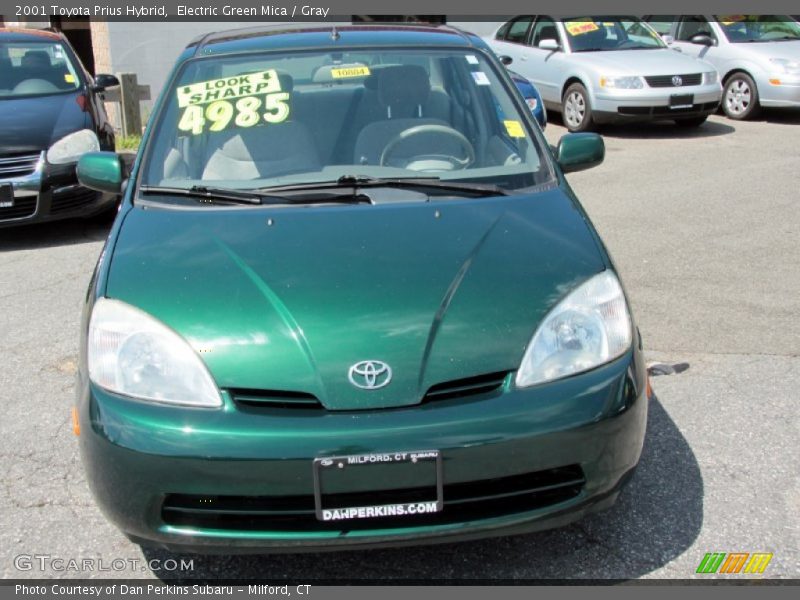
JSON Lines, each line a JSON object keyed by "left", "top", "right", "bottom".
{"left": 498, "top": 55, "right": 513, "bottom": 66}
{"left": 690, "top": 34, "right": 715, "bottom": 47}
{"left": 77, "top": 152, "right": 123, "bottom": 194}
{"left": 556, "top": 133, "right": 605, "bottom": 174}
{"left": 92, "top": 73, "right": 120, "bottom": 91}
{"left": 538, "top": 39, "right": 560, "bottom": 51}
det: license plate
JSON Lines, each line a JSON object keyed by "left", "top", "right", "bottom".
{"left": 670, "top": 94, "right": 694, "bottom": 109}
{"left": 0, "top": 184, "right": 13, "bottom": 208}
{"left": 313, "top": 450, "right": 443, "bottom": 522}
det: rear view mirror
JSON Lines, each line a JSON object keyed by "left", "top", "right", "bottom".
{"left": 556, "top": 133, "right": 605, "bottom": 174}
{"left": 690, "top": 34, "right": 715, "bottom": 46}
{"left": 538, "top": 39, "right": 560, "bottom": 51}
{"left": 92, "top": 73, "right": 120, "bottom": 91}
{"left": 77, "top": 152, "right": 123, "bottom": 195}
{"left": 498, "top": 55, "right": 513, "bottom": 66}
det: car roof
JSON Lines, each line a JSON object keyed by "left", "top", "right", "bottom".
{"left": 186, "top": 23, "right": 486, "bottom": 57}
{"left": 0, "top": 27, "right": 64, "bottom": 42}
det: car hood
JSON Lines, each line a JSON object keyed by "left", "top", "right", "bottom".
{"left": 573, "top": 48, "right": 714, "bottom": 75}
{"left": 106, "top": 189, "right": 606, "bottom": 410}
{"left": 0, "top": 92, "right": 88, "bottom": 153}
{"left": 731, "top": 39, "right": 800, "bottom": 61}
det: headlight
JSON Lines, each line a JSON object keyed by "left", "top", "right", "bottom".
{"left": 769, "top": 58, "right": 800, "bottom": 74}
{"left": 46, "top": 129, "right": 100, "bottom": 165}
{"left": 703, "top": 70, "right": 719, "bottom": 84}
{"left": 516, "top": 271, "right": 632, "bottom": 388}
{"left": 599, "top": 76, "right": 644, "bottom": 89}
{"left": 88, "top": 298, "right": 222, "bottom": 407}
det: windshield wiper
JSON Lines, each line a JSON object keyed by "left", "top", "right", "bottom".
{"left": 139, "top": 184, "right": 374, "bottom": 206}
{"left": 139, "top": 185, "right": 275, "bottom": 205}
{"left": 258, "top": 175, "right": 510, "bottom": 198}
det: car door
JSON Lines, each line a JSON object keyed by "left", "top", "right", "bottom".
{"left": 490, "top": 16, "right": 535, "bottom": 69}
{"left": 515, "top": 16, "right": 566, "bottom": 105}
{"left": 671, "top": 16, "right": 722, "bottom": 67}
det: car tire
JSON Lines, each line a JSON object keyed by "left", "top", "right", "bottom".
{"left": 722, "top": 73, "right": 761, "bottom": 120}
{"left": 562, "top": 83, "right": 595, "bottom": 132}
{"left": 674, "top": 116, "right": 708, "bottom": 127}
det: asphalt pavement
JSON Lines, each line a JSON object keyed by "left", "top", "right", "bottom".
{"left": 1, "top": 110, "right": 798, "bottom": 581}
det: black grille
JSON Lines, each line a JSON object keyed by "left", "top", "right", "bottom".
{"left": 0, "top": 152, "right": 41, "bottom": 178}
{"left": 645, "top": 73, "right": 702, "bottom": 88}
{"left": 161, "top": 465, "right": 585, "bottom": 532}
{"left": 0, "top": 197, "right": 36, "bottom": 221}
{"left": 230, "top": 388, "right": 323, "bottom": 409}
{"left": 50, "top": 188, "right": 100, "bottom": 214}
{"left": 423, "top": 371, "right": 509, "bottom": 403}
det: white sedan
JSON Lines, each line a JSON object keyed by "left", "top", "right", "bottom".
{"left": 488, "top": 16, "right": 723, "bottom": 131}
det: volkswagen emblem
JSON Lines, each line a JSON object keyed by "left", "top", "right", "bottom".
{"left": 348, "top": 360, "right": 392, "bottom": 390}
{"left": 672, "top": 75, "right": 683, "bottom": 87}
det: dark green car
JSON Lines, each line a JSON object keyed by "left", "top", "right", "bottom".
{"left": 75, "top": 24, "right": 647, "bottom": 553}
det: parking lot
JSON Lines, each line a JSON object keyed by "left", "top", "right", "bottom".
{"left": 1, "top": 110, "right": 798, "bottom": 581}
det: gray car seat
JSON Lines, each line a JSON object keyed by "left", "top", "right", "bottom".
{"left": 352, "top": 65, "right": 458, "bottom": 167}
{"left": 202, "top": 72, "right": 321, "bottom": 180}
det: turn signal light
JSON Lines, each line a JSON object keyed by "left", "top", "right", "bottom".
{"left": 71, "top": 407, "right": 80, "bottom": 436}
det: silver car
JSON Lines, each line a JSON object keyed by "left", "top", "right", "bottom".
{"left": 647, "top": 16, "right": 800, "bottom": 120}
{"left": 489, "top": 16, "right": 723, "bottom": 132}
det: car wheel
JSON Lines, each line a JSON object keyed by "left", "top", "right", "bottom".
{"left": 722, "top": 73, "right": 761, "bottom": 120}
{"left": 674, "top": 116, "right": 708, "bottom": 127}
{"left": 562, "top": 83, "right": 595, "bottom": 132}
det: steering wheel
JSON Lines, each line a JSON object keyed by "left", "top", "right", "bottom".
{"left": 380, "top": 124, "right": 476, "bottom": 171}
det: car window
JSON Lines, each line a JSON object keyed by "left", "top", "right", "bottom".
{"left": 676, "top": 17, "right": 717, "bottom": 42}
{"left": 494, "top": 21, "right": 511, "bottom": 40}
{"left": 141, "top": 48, "right": 550, "bottom": 194}
{"left": 645, "top": 17, "right": 677, "bottom": 36}
{"left": 530, "top": 17, "right": 560, "bottom": 48}
{"left": 714, "top": 15, "right": 800, "bottom": 43}
{"left": 0, "top": 41, "right": 82, "bottom": 97}
{"left": 504, "top": 17, "right": 534, "bottom": 44}
{"left": 563, "top": 17, "right": 666, "bottom": 52}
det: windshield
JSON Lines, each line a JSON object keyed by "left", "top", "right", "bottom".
{"left": 563, "top": 17, "right": 666, "bottom": 52}
{"left": 0, "top": 41, "right": 82, "bottom": 97}
{"left": 715, "top": 16, "right": 800, "bottom": 43}
{"left": 141, "top": 47, "right": 549, "bottom": 195}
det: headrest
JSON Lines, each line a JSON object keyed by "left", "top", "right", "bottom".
{"left": 275, "top": 70, "right": 293, "bottom": 93}
{"left": 22, "top": 50, "right": 51, "bottom": 68}
{"left": 376, "top": 65, "right": 430, "bottom": 111}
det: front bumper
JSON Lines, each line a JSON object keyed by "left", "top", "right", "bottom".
{"left": 758, "top": 75, "right": 800, "bottom": 108}
{"left": 592, "top": 83, "right": 722, "bottom": 122}
{"left": 78, "top": 347, "right": 648, "bottom": 553}
{"left": 0, "top": 152, "right": 116, "bottom": 228}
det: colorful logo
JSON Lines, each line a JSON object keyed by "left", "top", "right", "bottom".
{"left": 696, "top": 552, "right": 773, "bottom": 574}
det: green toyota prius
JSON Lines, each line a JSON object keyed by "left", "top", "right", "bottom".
{"left": 75, "top": 23, "right": 647, "bottom": 553}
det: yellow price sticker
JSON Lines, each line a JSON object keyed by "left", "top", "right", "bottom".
{"left": 566, "top": 22, "right": 600, "bottom": 36}
{"left": 64, "top": 73, "right": 75, "bottom": 83}
{"left": 719, "top": 15, "right": 746, "bottom": 25}
{"left": 176, "top": 70, "right": 282, "bottom": 108}
{"left": 504, "top": 120, "right": 526, "bottom": 138}
{"left": 330, "top": 66, "right": 371, "bottom": 79}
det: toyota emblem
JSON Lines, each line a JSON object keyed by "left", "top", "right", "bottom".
{"left": 672, "top": 75, "right": 683, "bottom": 87}
{"left": 348, "top": 360, "right": 392, "bottom": 390}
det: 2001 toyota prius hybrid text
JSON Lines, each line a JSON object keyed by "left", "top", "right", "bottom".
{"left": 75, "top": 24, "right": 647, "bottom": 553}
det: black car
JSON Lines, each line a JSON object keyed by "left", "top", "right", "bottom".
{"left": 0, "top": 27, "right": 119, "bottom": 228}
